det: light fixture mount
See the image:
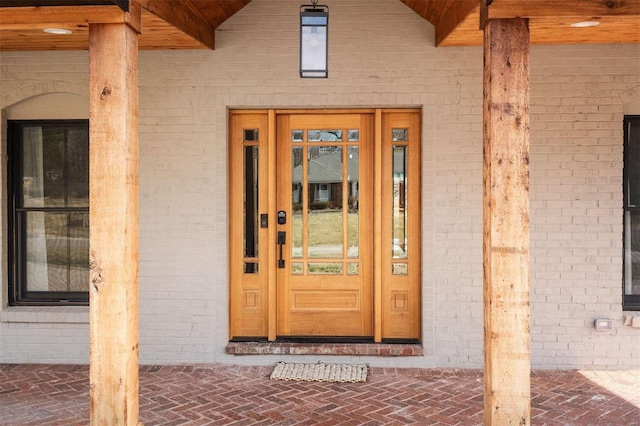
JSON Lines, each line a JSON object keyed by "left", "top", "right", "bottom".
{"left": 300, "top": 0, "right": 329, "bottom": 78}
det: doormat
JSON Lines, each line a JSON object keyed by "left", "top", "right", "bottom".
{"left": 269, "top": 361, "right": 368, "bottom": 383}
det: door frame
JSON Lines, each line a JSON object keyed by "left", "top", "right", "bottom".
{"left": 229, "top": 108, "right": 421, "bottom": 343}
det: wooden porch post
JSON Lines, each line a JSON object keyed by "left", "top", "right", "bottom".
{"left": 88, "top": 21, "right": 140, "bottom": 426}
{"left": 482, "top": 18, "right": 531, "bottom": 425}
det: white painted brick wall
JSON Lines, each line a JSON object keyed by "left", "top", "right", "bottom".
{"left": 1, "top": 0, "right": 639, "bottom": 369}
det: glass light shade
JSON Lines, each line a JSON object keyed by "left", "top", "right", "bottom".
{"left": 570, "top": 21, "right": 600, "bottom": 28}
{"left": 300, "top": 7, "right": 329, "bottom": 78}
{"left": 43, "top": 28, "right": 73, "bottom": 35}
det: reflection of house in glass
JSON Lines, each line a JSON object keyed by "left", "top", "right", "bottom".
{"left": 292, "top": 144, "right": 360, "bottom": 211}
{"left": 393, "top": 146, "right": 408, "bottom": 256}
{"left": 393, "top": 146, "right": 407, "bottom": 213}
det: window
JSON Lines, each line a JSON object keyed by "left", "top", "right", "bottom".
{"left": 624, "top": 115, "right": 640, "bottom": 310}
{"left": 316, "top": 183, "right": 330, "bottom": 201}
{"left": 8, "top": 120, "right": 89, "bottom": 305}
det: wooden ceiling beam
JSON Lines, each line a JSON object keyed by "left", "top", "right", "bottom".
{"left": 0, "top": 5, "right": 141, "bottom": 32}
{"left": 435, "top": 0, "right": 479, "bottom": 47}
{"left": 134, "top": 0, "right": 215, "bottom": 49}
{"left": 482, "top": 0, "right": 640, "bottom": 26}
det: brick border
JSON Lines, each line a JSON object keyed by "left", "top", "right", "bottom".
{"left": 226, "top": 342, "right": 424, "bottom": 356}
{"left": 0, "top": 80, "right": 88, "bottom": 110}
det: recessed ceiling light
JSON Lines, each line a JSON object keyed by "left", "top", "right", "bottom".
{"left": 43, "top": 28, "right": 73, "bottom": 35}
{"left": 570, "top": 21, "right": 600, "bottom": 28}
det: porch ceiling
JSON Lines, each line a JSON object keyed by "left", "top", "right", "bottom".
{"left": 0, "top": 0, "right": 638, "bottom": 51}
{"left": 402, "top": 0, "right": 640, "bottom": 46}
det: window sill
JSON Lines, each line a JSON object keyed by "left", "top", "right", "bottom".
{"left": 1, "top": 306, "right": 89, "bottom": 324}
{"left": 226, "top": 341, "right": 423, "bottom": 357}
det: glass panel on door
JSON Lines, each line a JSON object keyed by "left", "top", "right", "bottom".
{"left": 308, "top": 145, "right": 343, "bottom": 261}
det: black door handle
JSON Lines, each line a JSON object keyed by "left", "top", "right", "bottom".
{"left": 277, "top": 231, "right": 286, "bottom": 269}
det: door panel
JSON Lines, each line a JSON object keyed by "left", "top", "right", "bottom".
{"left": 276, "top": 113, "right": 373, "bottom": 337}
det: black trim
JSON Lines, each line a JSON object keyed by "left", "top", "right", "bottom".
{"left": 381, "top": 338, "right": 421, "bottom": 344}
{"left": 229, "top": 337, "right": 269, "bottom": 343}
{"left": 7, "top": 120, "right": 90, "bottom": 306}
{"left": 623, "top": 115, "right": 640, "bottom": 311}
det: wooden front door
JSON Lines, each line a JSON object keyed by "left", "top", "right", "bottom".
{"left": 229, "top": 109, "right": 421, "bottom": 342}
{"left": 276, "top": 113, "right": 373, "bottom": 337}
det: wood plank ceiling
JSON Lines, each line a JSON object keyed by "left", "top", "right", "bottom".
{"left": 401, "top": 0, "right": 640, "bottom": 46}
{"left": 0, "top": 0, "right": 638, "bottom": 51}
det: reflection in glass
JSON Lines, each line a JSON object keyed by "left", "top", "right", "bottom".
{"left": 243, "top": 129, "right": 259, "bottom": 141}
{"left": 28, "top": 127, "right": 63, "bottom": 208}
{"left": 21, "top": 126, "right": 89, "bottom": 209}
{"left": 392, "top": 263, "right": 408, "bottom": 275}
{"left": 348, "top": 263, "right": 359, "bottom": 275}
{"left": 392, "top": 146, "right": 408, "bottom": 259}
{"left": 292, "top": 130, "right": 303, "bottom": 143}
{"left": 25, "top": 211, "right": 89, "bottom": 292}
{"left": 292, "top": 263, "right": 304, "bottom": 275}
{"left": 20, "top": 126, "right": 46, "bottom": 208}
{"left": 628, "top": 120, "right": 640, "bottom": 206}
{"left": 348, "top": 130, "right": 359, "bottom": 142}
{"left": 292, "top": 147, "right": 303, "bottom": 259}
{"left": 308, "top": 130, "right": 343, "bottom": 142}
{"left": 66, "top": 128, "right": 89, "bottom": 208}
{"left": 347, "top": 146, "right": 359, "bottom": 258}
{"left": 308, "top": 146, "right": 343, "bottom": 258}
{"left": 69, "top": 212, "right": 89, "bottom": 290}
{"left": 392, "top": 128, "right": 408, "bottom": 142}
{"left": 243, "top": 147, "right": 259, "bottom": 271}
{"left": 308, "top": 263, "right": 343, "bottom": 274}
{"left": 244, "top": 263, "right": 259, "bottom": 274}
{"left": 625, "top": 211, "right": 640, "bottom": 296}
{"left": 625, "top": 117, "right": 640, "bottom": 298}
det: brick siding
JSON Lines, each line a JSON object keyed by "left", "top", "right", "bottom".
{"left": 1, "top": 0, "right": 639, "bottom": 369}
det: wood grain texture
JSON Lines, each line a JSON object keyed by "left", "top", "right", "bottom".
{"left": 435, "top": 0, "right": 478, "bottom": 47}
{"left": 407, "top": 0, "right": 640, "bottom": 46}
{"left": 136, "top": 0, "right": 215, "bottom": 49}
{"left": 0, "top": 7, "right": 199, "bottom": 50}
{"left": 485, "top": 0, "right": 640, "bottom": 19}
{"left": 374, "top": 109, "right": 383, "bottom": 342}
{"left": 88, "top": 22, "right": 140, "bottom": 426}
{"left": 380, "top": 110, "right": 421, "bottom": 340}
{"left": 228, "top": 111, "right": 270, "bottom": 339}
{"left": 1, "top": 0, "right": 638, "bottom": 50}
{"left": 482, "top": 18, "right": 531, "bottom": 426}
{"left": 276, "top": 112, "right": 374, "bottom": 338}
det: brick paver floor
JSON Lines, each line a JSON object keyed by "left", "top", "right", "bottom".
{"left": 1, "top": 364, "right": 638, "bottom": 425}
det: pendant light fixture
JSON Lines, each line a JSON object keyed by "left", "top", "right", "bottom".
{"left": 300, "top": 0, "right": 329, "bottom": 78}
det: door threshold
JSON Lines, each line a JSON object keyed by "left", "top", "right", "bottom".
{"left": 276, "top": 336, "right": 375, "bottom": 344}
{"left": 226, "top": 341, "right": 423, "bottom": 357}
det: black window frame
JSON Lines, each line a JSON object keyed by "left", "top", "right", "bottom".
{"left": 623, "top": 115, "right": 640, "bottom": 311}
{"left": 7, "top": 119, "right": 90, "bottom": 306}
